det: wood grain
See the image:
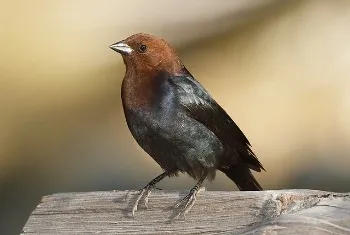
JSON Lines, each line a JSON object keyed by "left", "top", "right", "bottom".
{"left": 22, "top": 190, "right": 350, "bottom": 234}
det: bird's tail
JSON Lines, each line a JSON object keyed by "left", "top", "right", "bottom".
{"left": 220, "top": 165, "right": 263, "bottom": 191}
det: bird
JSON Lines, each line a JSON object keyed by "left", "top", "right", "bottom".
{"left": 110, "top": 33, "right": 265, "bottom": 219}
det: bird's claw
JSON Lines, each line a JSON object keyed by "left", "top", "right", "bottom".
{"left": 130, "top": 187, "right": 153, "bottom": 216}
{"left": 131, "top": 204, "right": 137, "bottom": 217}
{"left": 131, "top": 188, "right": 146, "bottom": 216}
{"left": 173, "top": 195, "right": 188, "bottom": 209}
{"left": 129, "top": 172, "right": 169, "bottom": 217}
{"left": 172, "top": 191, "right": 197, "bottom": 220}
{"left": 143, "top": 189, "right": 152, "bottom": 209}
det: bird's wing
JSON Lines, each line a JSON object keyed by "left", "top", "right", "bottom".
{"left": 168, "top": 70, "right": 264, "bottom": 172}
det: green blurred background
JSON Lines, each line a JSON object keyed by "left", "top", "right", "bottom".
{"left": 1, "top": 0, "right": 350, "bottom": 234}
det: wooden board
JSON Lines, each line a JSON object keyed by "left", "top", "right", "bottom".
{"left": 22, "top": 190, "right": 350, "bottom": 234}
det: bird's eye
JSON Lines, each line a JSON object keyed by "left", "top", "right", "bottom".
{"left": 138, "top": 44, "right": 147, "bottom": 53}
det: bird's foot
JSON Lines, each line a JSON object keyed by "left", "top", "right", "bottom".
{"left": 129, "top": 172, "right": 169, "bottom": 217}
{"left": 172, "top": 188, "right": 199, "bottom": 220}
{"left": 131, "top": 186, "right": 152, "bottom": 216}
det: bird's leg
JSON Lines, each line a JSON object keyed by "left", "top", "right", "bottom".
{"left": 131, "top": 172, "right": 168, "bottom": 216}
{"left": 173, "top": 174, "right": 206, "bottom": 219}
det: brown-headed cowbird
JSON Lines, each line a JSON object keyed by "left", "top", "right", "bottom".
{"left": 110, "top": 33, "right": 265, "bottom": 218}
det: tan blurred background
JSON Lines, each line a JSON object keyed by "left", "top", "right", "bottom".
{"left": 1, "top": 0, "right": 350, "bottom": 234}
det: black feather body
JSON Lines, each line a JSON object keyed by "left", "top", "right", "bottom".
{"left": 122, "top": 68, "right": 264, "bottom": 190}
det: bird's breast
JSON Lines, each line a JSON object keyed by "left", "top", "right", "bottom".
{"left": 121, "top": 73, "right": 179, "bottom": 144}
{"left": 121, "top": 70, "right": 175, "bottom": 109}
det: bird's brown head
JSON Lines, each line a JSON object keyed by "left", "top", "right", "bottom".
{"left": 110, "top": 33, "right": 183, "bottom": 75}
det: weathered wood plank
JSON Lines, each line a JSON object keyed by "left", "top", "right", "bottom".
{"left": 22, "top": 190, "right": 350, "bottom": 234}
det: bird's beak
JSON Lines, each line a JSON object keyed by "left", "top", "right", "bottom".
{"left": 109, "top": 41, "right": 133, "bottom": 55}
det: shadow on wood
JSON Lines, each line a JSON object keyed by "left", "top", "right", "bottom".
{"left": 22, "top": 190, "right": 350, "bottom": 234}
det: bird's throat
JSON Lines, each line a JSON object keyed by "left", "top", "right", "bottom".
{"left": 121, "top": 71, "right": 166, "bottom": 110}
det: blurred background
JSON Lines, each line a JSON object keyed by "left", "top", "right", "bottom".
{"left": 1, "top": 0, "right": 350, "bottom": 234}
